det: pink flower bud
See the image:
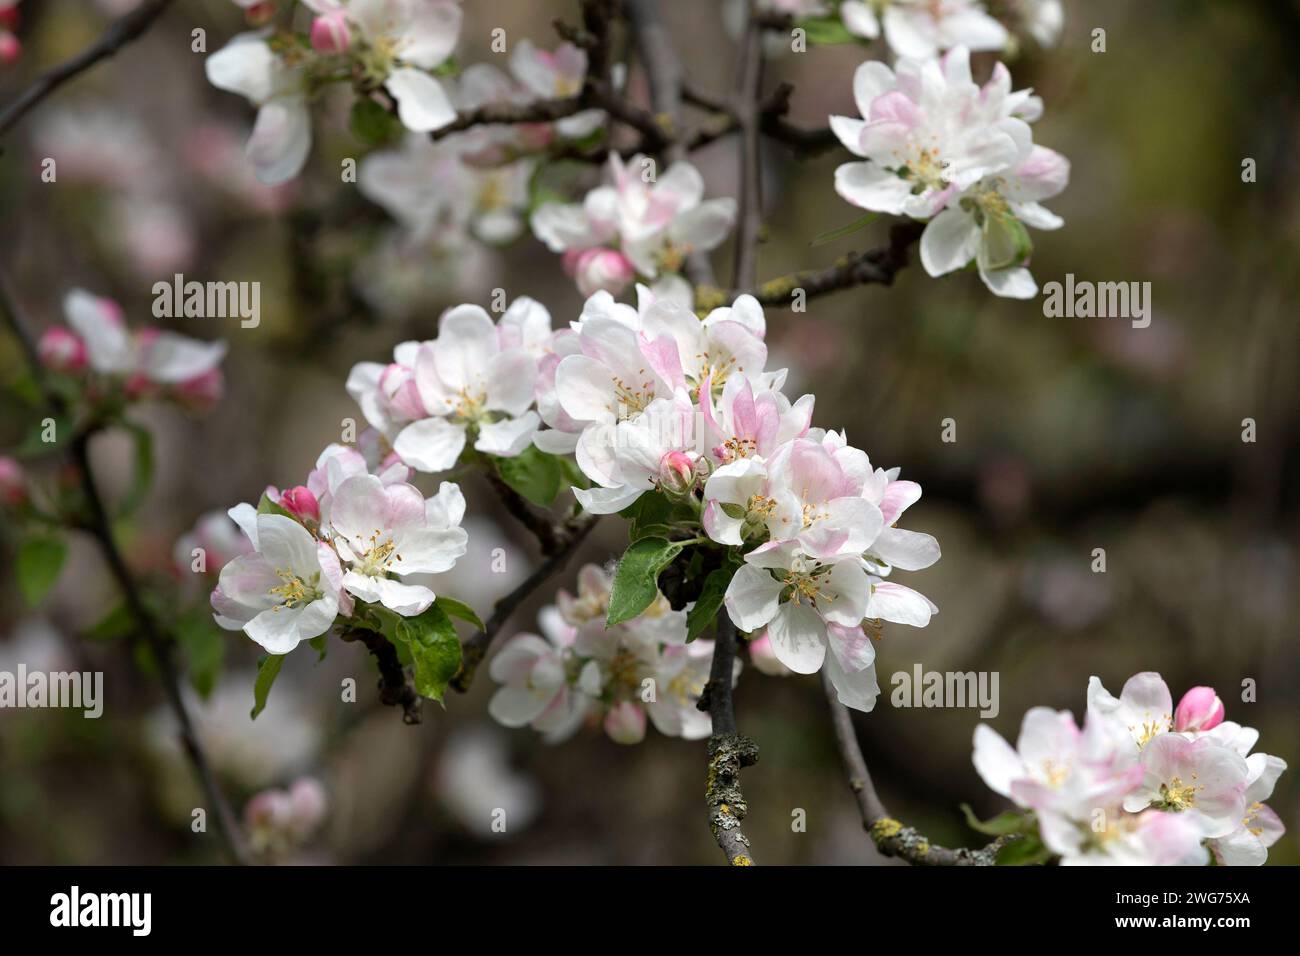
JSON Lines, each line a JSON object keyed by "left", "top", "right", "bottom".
{"left": 603, "top": 701, "right": 647, "bottom": 745}
{"left": 171, "top": 368, "right": 225, "bottom": 412}
{"left": 0, "top": 6, "right": 20, "bottom": 30}
{"left": 658, "top": 450, "right": 695, "bottom": 494}
{"left": 0, "top": 31, "right": 19, "bottom": 66}
{"left": 243, "top": 789, "right": 294, "bottom": 831}
{"left": 310, "top": 11, "right": 351, "bottom": 54}
{"left": 279, "top": 485, "right": 321, "bottom": 523}
{"left": 563, "top": 248, "right": 635, "bottom": 297}
{"left": 288, "top": 777, "right": 328, "bottom": 837}
{"left": 243, "top": 2, "right": 276, "bottom": 27}
{"left": 0, "top": 455, "right": 26, "bottom": 506}
{"left": 38, "top": 326, "right": 88, "bottom": 373}
{"left": 1174, "top": 686, "right": 1224, "bottom": 732}
{"left": 124, "top": 372, "right": 157, "bottom": 401}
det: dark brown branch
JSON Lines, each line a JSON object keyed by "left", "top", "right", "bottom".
{"left": 484, "top": 469, "right": 566, "bottom": 556}
{"left": 1, "top": 271, "right": 251, "bottom": 865}
{"left": 698, "top": 614, "right": 758, "bottom": 865}
{"left": 703, "top": 219, "right": 924, "bottom": 309}
{"left": 760, "top": 81, "right": 840, "bottom": 157}
{"left": 821, "top": 670, "right": 1004, "bottom": 866}
{"left": 0, "top": 0, "right": 176, "bottom": 138}
{"left": 341, "top": 628, "right": 422, "bottom": 724}
{"left": 731, "top": 5, "right": 765, "bottom": 293}
{"left": 451, "top": 512, "right": 600, "bottom": 693}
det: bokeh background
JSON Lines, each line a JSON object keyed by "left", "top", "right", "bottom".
{"left": 1, "top": 0, "right": 1297, "bottom": 864}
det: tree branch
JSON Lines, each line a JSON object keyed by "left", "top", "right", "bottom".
{"left": 820, "top": 670, "right": 1004, "bottom": 866}
{"left": 0, "top": 0, "right": 177, "bottom": 138}
{"left": 731, "top": 4, "right": 765, "bottom": 293}
{"left": 451, "top": 512, "right": 600, "bottom": 693}
{"left": 0, "top": 271, "right": 252, "bottom": 866}
{"left": 698, "top": 614, "right": 758, "bottom": 865}
{"left": 702, "top": 219, "right": 924, "bottom": 309}
{"left": 340, "top": 628, "right": 422, "bottom": 724}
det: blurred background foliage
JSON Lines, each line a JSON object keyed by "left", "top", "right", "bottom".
{"left": 1, "top": 0, "right": 1297, "bottom": 864}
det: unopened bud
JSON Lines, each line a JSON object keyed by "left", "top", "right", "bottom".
{"left": 563, "top": 248, "right": 635, "bottom": 297}
{"left": 603, "top": 701, "right": 646, "bottom": 745}
{"left": 38, "top": 327, "right": 88, "bottom": 373}
{"left": 658, "top": 450, "right": 695, "bottom": 495}
{"left": 1174, "top": 686, "right": 1225, "bottom": 732}
{"left": 0, "top": 455, "right": 27, "bottom": 507}
{"left": 310, "top": 11, "right": 351, "bottom": 55}
{"left": 0, "top": 31, "right": 19, "bottom": 66}
{"left": 279, "top": 485, "right": 321, "bottom": 523}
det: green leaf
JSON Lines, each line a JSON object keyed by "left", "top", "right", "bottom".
{"left": 797, "top": 16, "right": 858, "bottom": 45}
{"left": 251, "top": 654, "right": 285, "bottom": 719}
{"left": 349, "top": 98, "right": 403, "bottom": 146}
{"left": 394, "top": 603, "right": 462, "bottom": 702}
{"left": 960, "top": 804, "right": 1032, "bottom": 837}
{"left": 810, "top": 212, "right": 878, "bottom": 247}
{"left": 16, "top": 535, "right": 67, "bottom": 606}
{"left": 559, "top": 455, "right": 589, "bottom": 491}
{"left": 686, "top": 561, "right": 740, "bottom": 643}
{"left": 85, "top": 602, "right": 134, "bottom": 641}
{"left": 995, "top": 835, "right": 1053, "bottom": 866}
{"left": 175, "top": 608, "right": 225, "bottom": 699}
{"left": 607, "top": 536, "right": 684, "bottom": 626}
{"left": 308, "top": 634, "right": 329, "bottom": 661}
{"left": 117, "top": 422, "right": 154, "bottom": 518}
{"left": 496, "top": 445, "right": 563, "bottom": 506}
{"left": 435, "top": 596, "right": 484, "bottom": 631}
{"left": 622, "top": 492, "right": 698, "bottom": 541}
{"left": 256, "top": 492, "right": 297, "bottom": 520}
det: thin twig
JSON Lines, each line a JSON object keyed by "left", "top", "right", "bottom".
{"left": 698, "top": 614, "right": 758, "bottom": 865}
{"left": 701, "top": 219, "right": 924, "bottom": 310}
{"left": 625, "top": 0, "right": 717, "bottom": 287}
{"left": 821, "top": 670, "right": 1004, "bottom": 866}
{"left": 0, "top": 0, "right": 177, "bottom": 138}
{"left": 731, "top": 3, "right": 765, "bottom": 292}
{"left": 451, "top": 512, "right": 600, "bottom": 693}
{"left": 0, "top": 272, "right": 252, "bottom": 866}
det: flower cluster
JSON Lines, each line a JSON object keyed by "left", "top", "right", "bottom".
{"left": 211, "top": 443, "right": 467, "bottom": 654}
{"left": 832, "top": 46, "right": 1069, "bottom": 298}
{"left": 537, "top": 287, "right": 939, "bottom": 712}
{"left": 206, "top": 0, "right": 464, "bottom": 184}
{"left": 243, "top": 776, "right": 329, "bottom": 855}
{"left": 531, "top": 154, "right": 737, "bottom": 300}
{"left": 346, "top": 297, "right": 555, "bottom": 472}
{"left": 488, "top": 564, "right": 736, "bottom": 744}
{"left": 973, "top": 673, "right": 1287, "bottom": 865}
{"left": 39, "top": 289, "right": 228, "bottom": 411}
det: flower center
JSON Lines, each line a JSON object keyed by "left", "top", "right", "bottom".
{"left": 1157, "top": 775, "right": 1200, "bottom": 811}
{"left": 269, "top": 569, "right": 323, "bottom": 609}
{"left": 354, "top": 530, "right": 403, "bottom": 575}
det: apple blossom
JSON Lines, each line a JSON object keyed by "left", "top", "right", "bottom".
{"left": 833, "top": 47, "right": 1068, "bottom": 299}
{"left": 841, "top": 1, "right": 1008, "bottom": 59}
{"left": 302, "top": 0, "right": 461, "bottom": 133}
{"left": 327, "top": 474, "right": 469, "bottom": 616}
{"left": 205, "top": 33, "right": 312, "bottom": 185}
{"left": 531, "top": 153, "right": 736, "bottom": 294}
{"left": 309, "top": 9, "right": 351, "bottom": 55}
{"left": 510, "top": 39, "right": 607, "bottom": 140}
{"left": 1210, "top": 753, "right": 1288, "bottom": 866}
{"left": 62, "top": 288, "right": 227, "bottom": 394}
{"left": 1086, "top": 672, "right": 1173, "bottom": 748}
{"left": 387, "top": 304, "right": 543, "bottom": 472}
{"left": 212, "top": 513, "right": 345, "bottom": 654}
{"left": 1121, "top": 733, "right": 1248, "bottom": 838}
